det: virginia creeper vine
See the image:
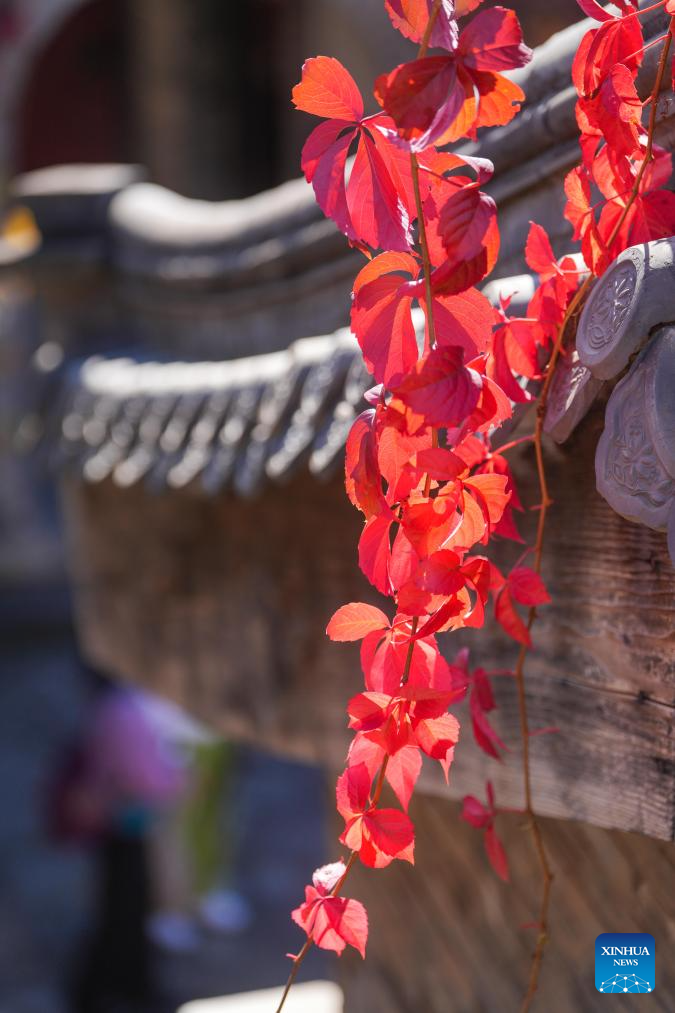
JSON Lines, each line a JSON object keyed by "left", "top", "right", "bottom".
{"left": 280, "top": 2, "right": 675, "bottom": 1009}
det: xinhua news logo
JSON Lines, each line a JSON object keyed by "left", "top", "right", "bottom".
{"left": 595, "top": 933, "right": 655, "bottom": 994}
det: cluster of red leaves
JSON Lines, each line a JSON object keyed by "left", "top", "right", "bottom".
{"left": 565, "top": 0, "right": 675, "bottom": 275}
{"left": 287, "top": 0, "right": 670, "bottom": 965}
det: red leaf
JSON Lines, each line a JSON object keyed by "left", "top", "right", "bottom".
{"left": 338, "top": 766, "right": 416, "bottom": 867}
{"left": 563, "top": 165, "right": 594, "bottom": 242}
{"left": 597, "top": 189, "right": 675, "bottom": 266}
{"left": 295, "top": 58, "right": 417, "bottom": 251}
{"left": 460, "top": 794, "right": 491, "bottom": 828}
{"left": 327, "top": 603, "right": 390, "bottom": 641}
{"left": 508, "top": 567, "right": 550, "bottom": 606}
{"left": 348, "top": 127, "right": 415, "bottom": 252}
{"left": 358, "top": 514, "right": 394, "bottom": 594}
{"left": 351, "top": 252, "right": 493, "bottom": 388}
{"left": 413, "top": 712, "right": 460, "bottom": 762}
{"left": 292, "top": 56, "right": 364, "bottom": 120}
{"left": 344, "top": 410, "right": 385, "bottom": 519}
{"left": 301, "top": 120, "right": 355, "bottom": 239}
{"left": 424, "top": 287, "right": 494, "bottom": 358}
{"left": 384, "top": 0, "right": 459, "bottom": 51}
{"left": 385, "top": 745, "right": 423, "bottom": 811}
{"left": 351, "top": 252, "right": 419, "bottom": 386}
{"left": 524, "top": 222, "right": 559, "bottom": 281}
{"left": 336, "top": 764, "right": 371, "bottom": 821}
{"left": 579, "top": 64, "right": 643, "bottom": 162}
{"left": 572, "top": 15, "right": 643, "bottom": 99}
{"left": 359, "top": 808, "right": 416, "bottom": 867}
{"left": 484, "top": 824, "right": 509, "bottom": 881}
{"left": 574, "top": 0, "right": 613, "bottom": 20}
{"left": 430, "top": 187, "right": 500, "bottom": 294}
{"left": 375, "top": 56, "right": 465, "bottom": 152}
{"left": 292, "top": 887, "right": 368, "bottom": 957}
{"left": 415, "top": 447, "right": 467, "bottom": 481}
{"left": 469, "top": 69, "right": 526, "bottom": 132}
{"left": 495, "top": 585, "right": 531, "bottom": 646}
{"left": 458, "top": 7, "right": 532, "bottom": 72}
{"left": 394, "top": 346, "right": 482, "bottom": 427}
{"left": 470, "top": 694, "right": 507, "bottom": 760}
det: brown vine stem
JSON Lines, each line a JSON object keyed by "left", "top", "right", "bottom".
{"left": 517, "top": 25, "right": 673, "bottom": 1011}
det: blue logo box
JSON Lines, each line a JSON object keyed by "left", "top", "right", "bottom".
{"left": 595, "top": 933, "right": 655, "bottom": 994}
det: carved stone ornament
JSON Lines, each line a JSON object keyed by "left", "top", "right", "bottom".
{"left": 577, "top": 237, "right": 675, "bottom": 380}
{"left": 595, "top": 325, "right": 675, "bottom": 547}
{"left": 543, "top": 349, "right": 604, "bottom": 444}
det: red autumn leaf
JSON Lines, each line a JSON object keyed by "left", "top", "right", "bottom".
{"left": 470, "top": 691, "right": 507, "bottom": 760}
{"left": 394, "top": 346, "right": 482, "bottom": 427}
{"left": 361, "top": 621, "right": 455, "bottom": 695}
{"left": 384, "top": 0, "right": 459, "bottom": 51}
{"left": 460, "top": 794, "right": 491, "bottom": 828}
{"left": 461, "top": 783, "right": 509, "bottom": 879}
{"left": 291, "top": 861, "right": 369, "bottom": 958}
{"left": 508, "top": 567, "right": 551, "bottom": 606}
{"left": 374, "top": 57, "right": 465, "bottom": 152}
{"left": 429, "top": 186, "right": 500, "bottom": 294}
{"left": 351, "top": 252, "right": 419, "bottom": 387}
{"left": 347, "top": 686, "right": 459, "bottom": 767}
{"left": 578, "top": 64, "right": 644, "bottom": 162}
{"left": 293, "top": 55, "right": 364, "bottom": 120}
{"left": 572, "top": 14, "right": 643, "bottom": 99}
{"left": 344, "top": 410, "right": 386, "bottom": 520}
{"left": 413, "top": 712, "right": 460, "bottom": 778}
{"left": 414, "top": 446, "right": 467, "bottom": 481}
{"left": 525, "top": 222, "right": 561, "bottom": 281}
{"left": 564, "top": 165, "right": 598, "bottom": 249}
{"left": 351, "top": 251, "right": 494, "bottom": 386}
{"left": 574, "top": 0, "right": 614, "bottom": 20}
{"left": 292, "top": 888, "right": 369, "bottom": 957}
{"left": 487, "top": 316, "right": 540, "bottom": 403}
{"left": 385, "top": 745, "right": 423, "bottom": 811}
{"left": 337, "top": 765, "right": 415, "bottom": 868}
{"left": 484, "top": 824, "right": 510, "bottom": 881}
{"left": 597, "top": 188, "right": 675, "bottom": 268}
{"left": 457, "top": 6, "right": 532, "bottom": 71}
{"left": 376, "top": 410, "right": 434, "bottom": 504}
{"left": 377, "top": 8, "right": 529, "bottom": 150}
{"left": 358, "top": 513, "right": 395, "bottom": 595}
{"left": 294, "top": 57, "right": 416, "bottom": 250}
{"left": 348, "top": 735, "right": 423, "bottom": 812}
{"left": 495, "top": 585, "right": 530, "bottom": 645}
{"left": 327, "top": 602, "right": 390, "bottom": 641}
{"left": 462, "top": 473, "right": 512, "bottom": 535}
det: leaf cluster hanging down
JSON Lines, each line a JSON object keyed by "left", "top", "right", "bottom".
{"left": 283, "top": 0, "right": 672, "bottom": 984}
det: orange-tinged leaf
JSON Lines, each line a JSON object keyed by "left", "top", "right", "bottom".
{"left": 292, "top": 56, "right": 364, "bottom": 120}
{"left": 327, "top": 603, "right": 390, "bottom": 641}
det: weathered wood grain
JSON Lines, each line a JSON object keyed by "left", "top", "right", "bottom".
{"left": 62, "top": 404, "right": 675, "bottom": 840}
{"left": 335, "top": 792, "right": 675, "bottom": 1012}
